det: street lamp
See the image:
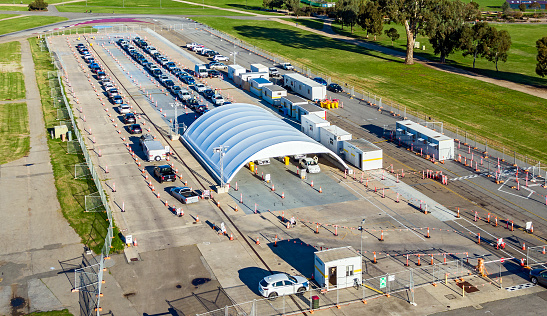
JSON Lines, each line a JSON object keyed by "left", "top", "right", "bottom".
{"left": 359, "top": 218, "right": 366, "bottom": 258}
{"left": 213, "top": 145, "right": 229, "bottom": 189}
{"left": 169, "top": 102, "right": 181, "bottom": 140}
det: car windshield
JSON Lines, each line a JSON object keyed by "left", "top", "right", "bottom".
{"left": 260, "top": 279, "right": 269, "bottom": 287}
{"left": 160, "top": 167, "right": 173, "bottom": 173}
{"left": 286, "top": 275, "right": 298, "bottom": 283}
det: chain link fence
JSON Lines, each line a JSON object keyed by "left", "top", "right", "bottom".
{"left": 527, "top": 245, "right": 547, "bottom": 268}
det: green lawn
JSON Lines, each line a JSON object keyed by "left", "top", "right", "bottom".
{"left": 287, "top": 18, "right": 324, "bottom": 30}
{"left": 0, "top": 13, "right": 19, "bottom": 18}
{"left": 192, "top": 17, "right": 547, "bottom": 163}
{"left": 0, "top": 15, "right": 67, "bottom": 35}
{"left": 330, "top": 21, "right": 547, "bottom": 88}
{"left": 0, "top": 0, "right": 70, "bottom": 4}
{"left": 56, "top": 5, "right": 246, "bottom": 15}
{"left": 182, "top": 0, "right": 283, "bottom": 15}
{"left": 461, "top": 0, "right": 503, "bottom": 10}
{"left": 0, "top": 6, "right": 28, "bottom": 11}
{"left": 0, "top": 41, "right": 25, "bottom": 101}
{"left": 28, "top": 37, "right": 124, "bottom": 254}
{"left": 0, "top": 102, "right": 30, "bottom": 165}
{"left": 0, "top": 40, "right": 21, "bottom": 63}
{"left": 25, "top": 309, "right": 73, "bottom": 316}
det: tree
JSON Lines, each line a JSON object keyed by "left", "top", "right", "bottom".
{"left": 263, "top": 0, "right": 283, "bottom": 10}
{"left": 518, "top": 3, "right": 526, "bottom": 12}
{"left": 529, "top": 1, "right": 541, "bottom": 13}
{"left": 535, "top": 37, "right": 547, "bottom": 77}
{"left": 484, "top": 28, "right": 511, "bottom": 71}
{"left": 357, "top": 1, "right": 383, "bottom": 40}
{"left": 426, "top": 0, "right": 475, "bottom": 63}
{"left": 459, "top": 22, "right": 490, "bottom": 68}
{"left": 339, "top": 0, "right": 359, "bottom": 33}
{"left": 384, "top": 27, "right": 400, "bottom": 45}
{"left": 28, "top": 0, "right": 48, "bottom": 11}
{"left": 378, "top": 0, "right": 434, "bottom": 65}
{"left": 284, "top": 0, "right": 301, "bottom": 16}
{"left": 501, "top": 1, "right": 510, "bottom": 14}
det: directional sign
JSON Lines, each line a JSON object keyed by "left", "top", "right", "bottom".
{"left": 379, "top": 277, "right": 387, "bottom": 289}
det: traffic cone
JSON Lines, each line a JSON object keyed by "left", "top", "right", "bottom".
{"left": 310, "top": 181, "right": 314, "bottom": 188}
{"left": 373, "top": 252, "right": 377, "bottom": 264}
{"left": 229, "top": 233, "right": 233, "bottom": 241}
{"left": 256, "top": 237, "right": 260, "bottom": 245}
{"left": 319, "top": 186, "right": 322, "bottom": 193}
{"left": 271, "top": 184, "right": 275, "bottom": 191}
{"left": 235, "top": 205, "right": 238, "bottom": 212}
{"left": 195, "top": 215, "right": 199, "bottom": 223}
{"left": 281, "top": 192, "right": 285, "bottom": 199}
{"left": 522, "top": 242, "right": 526, "bottom": 250}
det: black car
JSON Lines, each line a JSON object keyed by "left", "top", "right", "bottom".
{"left": 128, "top": 124, "right": 142, "bottom": 134}
{"left": 96, "top": 71, "right": 107, "bottom": 80}
{"left": 123, "top": 113, "right": 136, "bottom": 124}
{"left": 203, "top": 89, "right": 215, "bottom": 100}
{"left": 208, "top": 70, "right": 221, "bottom": 78}
{"left": 530, "top": 268, "right": 547, "bottom": 287}
{"left": 185, "top": 97, "right": 199, "bottom": 109}
{"left": 327, "top": 83, "right": 343, "bottom": 93}
{"left": 196, "top": 105, "right": 209, "bottom": 115}
{"left": 154, "top": 165, "right": 176, "bottom": 183}
{"left": 164, "top": 79, "right": 175, "bottom": 88}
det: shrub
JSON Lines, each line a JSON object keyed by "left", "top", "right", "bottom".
{"left": 28, "top": 0, "right": 48, "bottom": 11}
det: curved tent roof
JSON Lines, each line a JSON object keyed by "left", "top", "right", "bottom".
{"left": 181, "top": 103, "right": 348, "bottom": 185}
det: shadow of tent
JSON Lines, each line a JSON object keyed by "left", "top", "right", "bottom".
{"left": 267, "top": 238, "right": 316, "bottom": 279}
{"left": 167, "top": 287, "right": 235, "bottom": 316}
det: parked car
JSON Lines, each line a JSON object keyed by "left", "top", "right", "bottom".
{"left": 327, "top": 83, "right": 343, "bottom": 93}
{"left": 280, "top": 62, "right": 294, "bottom": 70}
{"left": 185, "top": 97, "right": 199, "bottom": 109}
{"left": 269, "top": 67, "right": 280, "bottom": 77}
{"left": 111, "top": 95, "right": 123, "bottom": 104}
{"left": 170, "top": 187, "right": 200, "bottom": 204}
{"left": 203, "top": 89, "right": 215, "bottom": 100}
{"left": 118, "top": 104, "right": 130, "bottom": 114}
{"left": 170, "top": 85, "right": 182, "bottom": 95}
{"left": 208, "top": 70, "right": 221, "bottom": 78}
{"left": 209, "top": 62, "right": 227, "bottom": 70}
{"left": 193, "top": 83, "right": 207, "bottom": 93}
{"left": 313, "top": 77, "right": 328, "bottom": 86}
{"left": 123, "top": 113, "right": 136, "bottom": 124}
{"left": 181, "top": 76, "right": 196, "bottom": 85}
{"left": 196, "top": 105, "right": 209, "bottom": 115}
{"left": 212, "top": 94, "right": 225, "bottom": 105}
{"left": 258, "top": 273, "right": 309, "bottom": 299}
{"left": 177, "top": 89, "right": 192, "bottom": 101}
{"left": 213, "top": 55, "right": 229, "bottom": 62}
{"left": 96, "top": 71, "right": 107, "bottom": 80}
{"left": 530, "top": 268, "right": 547, "bottom": 287}
{"left": 154, "top": 165, "right": 176, "bottom": 183}
{"left": 128, "top": 124, "right": 142, "bottom": 134}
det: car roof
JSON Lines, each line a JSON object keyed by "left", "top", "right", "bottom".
{"left": 262, "top": 273, "right": 289, "bottom": 284}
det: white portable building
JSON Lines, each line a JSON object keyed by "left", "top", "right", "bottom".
{"left": 314, "top": 246, "right": 362, "bottom": 291}
{"left": 280, "top": 95, "right": 308, "bottom": 118}
{"left": 250, "top": 63, "right": 268, "bottom": 73}
{"left": 395, "top": 120, "right": 454, "bottom": 161}
{"left": 236, "top": 71, "right": 269, "bottom": 86}
{"left": 227, "top": 64, "right": 246, "bottom": 80}
{"left": 262, "top": 85, "right": 287, "bottom": 107}
{"left": 283, "top": 73, "right": 326, "bottom": 101}
{"left": 295, "top": 102, "right": 326, "bottom": 121}
{"left": 319, "top": 125, "right": 352, "bottom": 155}
{"left": 249, "top": 77, "right": 273, "bottom": 97}
{"left": 301, "top": 114, "right": 330, "bottom": 142}
{"left": 342, "top": 139, "right": 383, "bottom": 171}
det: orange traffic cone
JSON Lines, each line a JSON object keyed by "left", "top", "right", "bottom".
{"left": 319, "top": 186, "right": 322, "bottom": 193}
{"left": 256, "top": 237, "right": 260, "bottom": 245}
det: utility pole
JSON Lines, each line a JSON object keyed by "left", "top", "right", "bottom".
{"left": 359, "top": 218, "right": 366, "bottom": 259}
{"left": 213, "top": 145, "right": 229, "bottom": 189}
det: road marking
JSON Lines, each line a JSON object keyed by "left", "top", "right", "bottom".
{"left": 505, "top": 283, "right": 535, "bottom": 291}
{"left": 451, "top": 175, "right": 479, "bottom": 181}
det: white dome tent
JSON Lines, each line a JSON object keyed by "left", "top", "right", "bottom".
{"left": 181, "top": 103, "right": 349, "bottom": 185}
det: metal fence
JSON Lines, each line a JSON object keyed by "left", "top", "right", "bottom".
{"left": 197, "top": 259, "right": 472, "bottom": 316}
{"left": 44, "top": 35, "right": 114, "bottom": 316}
{"left": 527, "top": 245, "right": 547, "bottom": 268}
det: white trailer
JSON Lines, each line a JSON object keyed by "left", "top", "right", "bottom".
{"left": 280, "top": 95, "right": 308, "bottom": 118}
{"left": 295, "top": 102, "right": 326, "bottom": 121}
{"left": 319, "top": 125, "right": 352, "bottom": 155}
{"left": 395, "top": 120, "right": 454, "bottom": 161}
{"left": 262, "top": 85, "right": 287, "bottom": 107}
{"left": 314, "top": 247, "right": 362, "bottom": 290}
{"left": 342, "top": 139, "right": 383, "bottom": 171}
{"left": 142, "top": 140, "right": 170, "bottom": 162}
{"left": 283, "top": 73, "right": 326, "bottom": 101}
{"left": 250, "top": 63, "right": 268, "bottom": 73}
{"left": 235, "top": 71, "right": 269, "bottom": 87}
{"left": 227, "top": 64, "right": 246, "bottom": 80}
{"left": 301, "top": 114, "right": 330, "bottom": 142}
{"left": 249, "top": 77, "right": 273, "bottom": 97}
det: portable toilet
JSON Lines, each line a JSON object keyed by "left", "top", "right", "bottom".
{"left": 249, "top": 77, "right": 273, "bottom": 97}
{"left": 314, "top": 246, "right": 362, "bottom": 290}
{"left": 319, "top": 125, "right": 352, "bottom": 155}
{"left": 301, "top": 114, "right": 330, "bottom": 142}
{"left": 262, "top": 85, "right": 287, "bottom": 107}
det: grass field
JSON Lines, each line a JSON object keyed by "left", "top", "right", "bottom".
{"left": 56, "top": 5, "right": 246, "bottom": 15}
{"left": 0, "top": 6, "right": 28, "bottom": 11}
{"left": 0, "top": 41, "right": 25, "bottom": 101}
{"left": 0, "top": 13, "right": 18, "bottom": 18}
{"left": 28, "top": 37, "right": 124, "bottom": 254}
{"left": 0, "top": 102, "right": 30, "bottom": 165}
{"left": 331, "top": 21, "right": 547, "bottom": 88}
{"left": 0, "top": 15, "right": 67, "bottom": 35}
{"left": 25, "top": 309, "right": 73, "bottom": 316}
{"left": 288, "top": 18, "right": 324, "bottom": 30}
{"left": 192, "top": 17, "right": 547, "bottom": 162}
{"left": 0, "top": 0, "right": 70, "bottom": 4}
{"left": 182, "top": 0, "right": 282, "bottom": 15}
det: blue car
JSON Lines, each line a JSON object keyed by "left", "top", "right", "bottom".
{"left": 181, "top": 76, "right": 196, "bottom": 85}
{"left": 313, "top": 77, "right": 328, "bottom": 86}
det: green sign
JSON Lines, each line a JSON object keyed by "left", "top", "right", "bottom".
{"left": 379, "top": 277, "right": 386, "bottom": 289}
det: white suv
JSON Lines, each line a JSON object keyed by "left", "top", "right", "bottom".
{"left": 177, "top": 89, "right": 191, "bottom": 100}
{"left": 213, "top": 55, "right": 229, "bottom": 62}
{"left": 259, "top": 273, "right": 309, "bottom": 299}
{"left": 212, "top": 94, "right": 225, "bottom": 105}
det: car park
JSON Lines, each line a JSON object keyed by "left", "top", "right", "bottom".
{"left": 193, "top": 83, "right": 207, "bottom": 93}
{"left": 313, "top": 77, "right": 328, "bottom": 86}
{"left": 258, "top": 273, "right": 309, "bottom": 299}
{"left": 280, "top": 62, "right": 294, "bottom": 70}
{"left": 212, "top": 94, "right": 225, "bottom": 105}
{"left": 154, "top": 165, "right": 176, "bottom": 183}
{"left": 118, "top": 104, "right": 130, "bottom": 114}
{"left": 327, "top": 83, "right": 343, "bottom": 93}
{"left": 213, "top": 55, "right": 229, "bottom": 62}
{"left": 128, "top": 124, "right": 142, "bottom": 134}
{"left": 170, "top": 187, "right": 200, "bottom": 204}
{"left": 123, "top": 113, "right": 136, "bottom": 124}
{"left": 203, "top": 89, "right": 215, "bottom": 100}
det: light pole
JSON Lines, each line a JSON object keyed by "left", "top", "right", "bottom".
{"left": 213, "top": 145, "right": 229, "bottom": 189}
{"left": 169, "top": 102, "right": 181, "bottom": 139}
{"left": 359, "top": 218, "right": 366, "bottom": 258}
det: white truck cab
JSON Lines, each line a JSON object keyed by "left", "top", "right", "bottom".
{"left": 299, "top": 157, "right": 320, "bottom": 173}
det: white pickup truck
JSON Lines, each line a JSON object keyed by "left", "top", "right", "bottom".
{"left": 170, "top": 187, "right": 200, "bottom": 204}
{"left": 299, "top": 157, "right": 320, "bottom": 173}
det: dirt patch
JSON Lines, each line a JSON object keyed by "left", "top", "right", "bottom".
{"left": 0, "top": 62, "right": 22, "bottom": 72}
